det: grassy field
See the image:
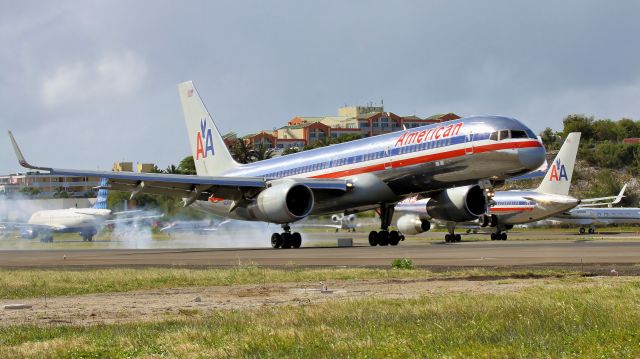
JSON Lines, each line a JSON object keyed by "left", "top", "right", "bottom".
{"left": 1, "top": 279, "right": 639, "bottom": 358}
{"left": 0, "top": 266, "right": 580, "bottom": 299}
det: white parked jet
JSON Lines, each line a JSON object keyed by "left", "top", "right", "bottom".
{"left": 8, "top": 81, "right": 545, "bottom": 248}
{"left": 395, "top": 132, "right": 583, "bottom": 241}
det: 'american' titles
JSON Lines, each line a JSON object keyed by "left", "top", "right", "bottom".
{"left": 394, "top": 122, "right": 463, "bottom": 147}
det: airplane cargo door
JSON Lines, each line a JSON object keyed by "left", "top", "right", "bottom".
{"left": 465, "top": 132, "right": 474, "bottom": 155}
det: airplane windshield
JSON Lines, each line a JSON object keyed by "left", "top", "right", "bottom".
{"left": 489, "top": 129, "right": 537, "bottom": 141}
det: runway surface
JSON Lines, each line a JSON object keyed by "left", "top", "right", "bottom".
{"left": 1, "top": 239, "right": 640, "bottom": 268}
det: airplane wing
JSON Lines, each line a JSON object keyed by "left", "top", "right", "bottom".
{"left": 578, "top": 183, "right": 627, "bottom": 208}
{"left": 9, "top": 131, "right": 351, "bottom": 206}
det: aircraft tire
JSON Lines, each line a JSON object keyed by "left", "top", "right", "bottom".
{"left": 271, "top": 233, "right": 283, "bottom": 248}
{"left": 389, "top": 231, "right": 400, "bottom": 246}
{"left": 588, "top": 228, "right": 595, "bottom": 234}
{"left": 281, "top": 233, "right": 293, "bottom": 249}
{"left": 378, "top": 231, "right": 390, "bottom": 246}
{"left": 445, "top": 234, "right": 451, "bottom": 243}
{"left": 579, "top": 227, "right": 585, "bottom": 235}
{"left": 500, "top": 233, "right": 507, "bottom": 241}
{"left": 368, "top": 231, "right": 378, "bottom": 246}
{"left": 490, "top": 233, "right": 496, "bottom": 241}
{"left": 455, "top": 234, "right": 462, "bottom": 242}
{"left": 291, "top": 232, "right": 302, "bottom": 248}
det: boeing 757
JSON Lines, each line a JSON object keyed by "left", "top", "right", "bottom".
{"left": 8, "top": 81, "right": 545, "bottom": 248}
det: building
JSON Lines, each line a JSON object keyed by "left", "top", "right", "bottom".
{"left": 268, "top": 105, "right": 460, "bottom": 149}
{"left": 0, "top": 172, "right": 102, "bottom": 198}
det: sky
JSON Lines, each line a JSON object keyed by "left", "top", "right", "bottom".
{"left": 1, "top": 0, "right": 639, "bottom": 172}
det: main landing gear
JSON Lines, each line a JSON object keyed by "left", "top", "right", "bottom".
{"left": 579, "top": 226, "right": 596, "bottom": 235}
{"left": 271, "top": 224, "right": 302, "bottom": 249}
{"left": 491, "top": 232, "right": 508, "bottom": 241}
{"left": 444, "top": 222, "right": 461, "bottom": 243}
{"left": 369, "top": 204, "right": 406, "bottom": 246}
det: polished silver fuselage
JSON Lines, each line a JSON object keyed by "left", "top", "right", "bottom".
{"left": 193, "top": 116, "right": 545, "bottom": 220}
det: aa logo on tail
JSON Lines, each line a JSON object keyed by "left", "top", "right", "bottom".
{"left": 195, "top": 118, "right": 215, "bottom": 160}
{"left": 549, "top": 159, "right": 568, "bottom": 181}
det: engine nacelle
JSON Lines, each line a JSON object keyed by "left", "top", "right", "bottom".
{"left": 426, "top": 185, "right": 487, "bottom": 222}
{"left": 396, "top": 214, "right": 431, "bottom": 235}
{"left": 331, "top": 214, "right": 340, "bottom": 223}
{"left": 248, "top": 181, "right": 314, "bottom": 223}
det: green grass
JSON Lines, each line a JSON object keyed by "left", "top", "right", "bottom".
{"left": 1, "top": 280, "right": 639, "bottom": 358}
{"left": 0, "top": 267, "right": 580, "bottom": 299}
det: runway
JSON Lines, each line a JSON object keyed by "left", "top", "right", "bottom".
{"left": 1, "top": 239, "right": 640, "bottom": 268}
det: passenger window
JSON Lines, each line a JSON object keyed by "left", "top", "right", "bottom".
{"left": 511, "top": 130, "right": 527, "bottom": 139}
{"left": 499, "top": 130, "right": 510, "bottom": 140}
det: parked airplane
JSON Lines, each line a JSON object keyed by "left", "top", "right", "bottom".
{"left": 550, "top": 185, "right": 633, "bottom": 234}
{"left": 395, "top": 132, "right": 582, "bottom": 241}
{"left": 8, "top": 81, "right": 546, "bottom": 248}
{"left": 296, "top": 213, "right": 359, "bottom": 232}
{"left": 160, "top": 218, "right": 230, "bottom": 235}
{"left": 15, "top": 179, "right": 111, "bottom": 242}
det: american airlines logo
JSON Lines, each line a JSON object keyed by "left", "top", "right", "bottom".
{"left": 394, "top": 123, "right": 464, "bottom": 147}
{"left": 549, "top": 158, "right": 568, "bottom": 181}
{"left": 195, "top": 118, "right": 215, "bottom": 160}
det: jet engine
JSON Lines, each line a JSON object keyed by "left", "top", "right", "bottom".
{"left": 426, "top": 185, "right": 487, "bottom": 222}
{"left": 396, "top": 214, "right": 431, "bottom": 235}
{"left": 248, "top": 181, "right": 314, "bottom": 223}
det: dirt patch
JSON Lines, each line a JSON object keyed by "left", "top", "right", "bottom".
{"left": 0, "top": 276, "right": 630, "bottom": 327}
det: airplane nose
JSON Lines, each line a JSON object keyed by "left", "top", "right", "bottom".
{"left": 518, "top": 146, "right": 546, "bottom": 171}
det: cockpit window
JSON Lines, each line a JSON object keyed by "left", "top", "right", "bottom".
{"left": 489, "top": 131, "right": 498, "bottom": 141}
{"left": 525, "top": 129, "right": 536, "bottom": 139}
{"left": 499, "top": 130, "right": 509, "bottom": 141}
{"left": 510, "top": 130, "right": 528, "bottom": 139}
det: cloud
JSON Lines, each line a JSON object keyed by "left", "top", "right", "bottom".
{"left": 41, "top": 51, "right": 147, "bottom": 107}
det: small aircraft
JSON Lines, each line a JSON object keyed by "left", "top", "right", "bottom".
{"left": 550, "top": 185, "right": 632, "bottom": 234}
{"left": 295, "top": 213, "right": 359, "bottom": 232}
{"left": 8, "top": 81, "right": 546, "bottom": 248}
{"left": 160, "top": 218, "right": 230, "bottom": 235}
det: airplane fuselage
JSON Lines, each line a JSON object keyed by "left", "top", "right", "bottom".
{"left": 194, "top": 116, "right": 545, "bottom": 220}
{"left": 552, "top": 207, "right": 640, "bottom": 225}
{"left": 27, "top": 208, "right": 112, "bottom": 233}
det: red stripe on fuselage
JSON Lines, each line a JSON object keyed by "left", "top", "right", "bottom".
{"left": 311, "top": 140, "right": 542, "bottom": 179}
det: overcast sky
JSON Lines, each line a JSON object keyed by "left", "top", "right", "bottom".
{"left": 1, "top": 0, "right": 639, "bottom": 172}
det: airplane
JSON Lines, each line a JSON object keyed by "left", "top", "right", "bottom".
{"left": 8, "top": 81, "right": 546, "bottom": 249}
{"left": 160, "top": 218, "right": 230, "bottom": 235}
{"left": 4, "top": 179, "right": 161, "bottom": 242}
{"left": 394, "top": 132, "right": 582, "bottom": 241}
{"left": 295, "top": 213, "right": 359, "bottom": 232}
{"left": 11, "top": 179, "right": 111, "bottom": 242}
{"left": 550, "top": 185, "right": 634, "bottom": 234}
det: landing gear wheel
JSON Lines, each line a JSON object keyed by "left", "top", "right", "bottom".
{"left": 378, "top": 231, "right": 390, "bottom": 246}
{"left": 368, "top": 231, "right": 378, "bottom": 246}
{"left": 455, "top": 234, "right": 462, "bottom": 242}
{"left": 579, "top": 227, "right": 586, "bottom": 235}
{"left": 445, "top": 234, "right": 452, "bottom": 243}
{"left": 291, "top": 232, "right": 302, "bottom": 248}
{"left": 588, "top": 228, "right": 595, "bottom": 234}
{"left": 281, "top": 233, "right": 293, "bottom": 249}
{"left": 490, "top": 233, "right": 496, "bottom": 241}
{"left": 389, "top": 231, "right": 400, "bottom": 246}
{"left": 500, "top": 232, "right": 507, "bottom": 241}
{"left": 271, "top": 233, "right": 283, "bottom": 248}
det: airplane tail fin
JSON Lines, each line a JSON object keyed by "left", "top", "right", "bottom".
{"left": 178, "top": 81, "right": 239, "bottom": 176}
{"left": 93, "top": 178, "right": 109, "bottom": 209}
{"left": 535, "top": 132, "right": 581, "bottom": 196}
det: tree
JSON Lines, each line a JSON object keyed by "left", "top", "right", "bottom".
{"left": 164, "top": 164, "right": 181, "bottom": 174}
{"left": 562, "top": 114, "right": 594, "bottom": 141}
{"left": 592, "top": 119, "right": 621, "bottom": 142}
{"left": 53, "top": 187, "right": 71, "bottom": 198}
{"left": 19, "top": 187, "right": 41, "bottom": 198}
{"left": 539, "top": 127, "right": 560, "bottom": 151}
{"left": 230, "top": 139, "right": 251, "bottom": 164}
{"left": 618, "top": 118, "right": 640, "bottom": 138}
{"left": 281, "top": 147, "right": 300, "bottom": 156}
{"left": 178, "top": 156, "right": 196, "bottom": 174}
{"left": 247, "top": 144, "right": 275, "bottom": 163}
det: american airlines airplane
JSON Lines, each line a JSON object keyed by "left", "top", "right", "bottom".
{"left": 8, "top": 81, "right": 545, "bottom": 249}
{"left": 394, "top": 132, "right": 582, "bottom": 242}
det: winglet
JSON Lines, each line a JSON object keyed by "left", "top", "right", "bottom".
{"left": 7, "top": 131, "right": 48, "bottom": 170}
{"left": 612, "top": 183, "right": 627, "bottom": 206}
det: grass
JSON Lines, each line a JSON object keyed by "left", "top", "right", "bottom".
{"left": 1, "top": 280, "right": 639, "bottom": 358}
{"left": 0, "top": 266, "right": 580, "bottom": 299}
